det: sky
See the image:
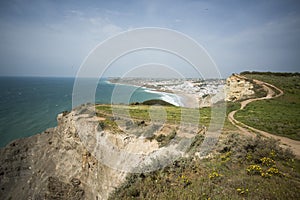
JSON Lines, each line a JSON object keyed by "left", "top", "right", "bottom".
{"left": 0, "top": 0, "right": 299, "bottom": 78}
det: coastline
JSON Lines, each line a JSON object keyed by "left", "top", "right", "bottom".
{"left": 107, "top": 79, "right": 188, "bottom": 107}
{"left": 107, "top": 77, "right": 226, "bottom": 108}
{"left": 143, "top": 89, "right": 184, "bottom": 107}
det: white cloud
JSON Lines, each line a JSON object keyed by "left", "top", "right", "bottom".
{"left": 85, "top": 17, "right": 123, "bottom": 38}
{"left": 44, "top": 11, "right": 125, "bottom": 40}
{"left": 102, "top": 24, "right": 123, "bottom": 36}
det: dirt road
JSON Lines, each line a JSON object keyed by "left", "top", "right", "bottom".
{"left": 228, "top": 74, "right": 300, "bottom": 158}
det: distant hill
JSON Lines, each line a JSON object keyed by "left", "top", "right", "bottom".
{"left": 139, "top": 99, "right": 176, "bottom": 106}
{"left": 240, "top": 71, "right": 300, "bottom": 76}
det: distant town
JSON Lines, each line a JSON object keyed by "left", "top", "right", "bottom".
{"left": 108, "top": 77, "right": 226, "bottom": 99}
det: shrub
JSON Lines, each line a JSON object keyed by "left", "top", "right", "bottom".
{"left": 236, "top": 188, "right": 249, "bottom": 195}
{"left": 219, "top": 134, "right": 295, "bottom": 163}
{"left": 267, "top": 167, "right": 279, "bottom": 175}
{"left": 209, "top": 171, "right": 223, "bottom": 179}
{"left": 246, "top": 165, "right": 262, "bottom": 175}
{"left": 98, "top": 121, "right": 106, "bottom": 130}
{"left": 155, "top": 130, "right": 177, "bottom": 147}
{"left": 260, "top": 157, "right": 275, "bottom": 167}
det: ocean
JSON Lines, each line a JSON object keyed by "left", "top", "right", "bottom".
{"left": 0, "top": 77, "right": 180, "bottom": 147}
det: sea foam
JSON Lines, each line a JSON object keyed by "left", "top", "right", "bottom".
{"left": 144, "top": 89, "right": 184, "bottom": 107}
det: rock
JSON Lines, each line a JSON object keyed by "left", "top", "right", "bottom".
{"left": 225, "top": 74, "right": 255, "bottom": 101}
{"left": 0, "top": 104, "right": 127, "bottom": 200}
{"left": 70, "top": 178, "right": 81, "bottom": 186}
{"left": 46, "top": 176, "right": 84, "bottom": 200}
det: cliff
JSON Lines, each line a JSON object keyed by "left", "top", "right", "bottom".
{"left": 0, "top": 105, "right": 128, "bottom": 200}
{"left": 0, "top": 74, "right": 288, "bottom": 199}
{"left": 225, "top": 74, "right": 255, "bottom": 101}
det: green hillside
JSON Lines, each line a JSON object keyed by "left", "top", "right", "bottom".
{"left": 94, "top": 80, "right": 300, "bottom": 199}
{"left": 236, "top": 72, "right": 300, "bottom": 140}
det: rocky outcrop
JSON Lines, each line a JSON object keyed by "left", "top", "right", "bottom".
{"left": 0, "top": 102, "right": 207, "bottom": 199}
{"left": 0, "top": 105, "right": 127, "bottom": 200}
{"left": 225, "top": 74, "right": 255, "bottom": 101}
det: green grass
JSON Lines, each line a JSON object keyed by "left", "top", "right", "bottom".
{"left": 109, "top": 134, "right": 300, "bottom": 199}
{"left": 235, "top": 73, "right": 300, "bottom": 140}
{"left": 96, "top": 103, "right": 238, "bottom": 132}
{"left": 93, "top": 74, "right": 300, "bottom": 199}
{"left": 97, "top": 104, "right": 212, "bottom": 127}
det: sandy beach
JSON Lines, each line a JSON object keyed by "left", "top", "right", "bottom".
{"left": 108, "top": 77, "right": 225, "bottom": 108}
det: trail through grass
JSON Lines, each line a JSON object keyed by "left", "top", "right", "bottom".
{"left": 235, "top": 73, "right": 300, "bottom": 140}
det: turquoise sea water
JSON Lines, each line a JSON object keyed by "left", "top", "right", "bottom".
{"left": 0, "top": 77, "right": 169, "bottom": 147}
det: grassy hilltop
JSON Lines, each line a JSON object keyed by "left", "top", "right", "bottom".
{"left": 236, "top": 72, "right": 300, "bottom": 140}
{"left": 94, "top": 72, "right": 300, "bottom": 199}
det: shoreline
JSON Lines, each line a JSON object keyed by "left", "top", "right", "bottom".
{"left": 107, "top": 79, "right": 224, "bottom": 108}
{"left": 143, "top": 89, "right": 184, "bottom": 107}
{"left": 106, "top": 79, "right": 185, "bottom": 106}
{"left": 107, "top": 78, "right": 226, "bottom": 108}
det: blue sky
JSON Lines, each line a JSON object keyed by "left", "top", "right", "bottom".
{"left": 0, "top": 0, "right": 299, "bottom": 78}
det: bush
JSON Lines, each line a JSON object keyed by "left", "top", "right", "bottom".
{"left": 155, "top": 130, "right": 177, "bottom": 147}
{"left": 218, "top": 134, "right": 295, "bottom": 163}
{"left": 246, "top": 164, "right": 262, "bottom": 175}
{"left": 98, "top": 121, "right": 105, "bottom": 130}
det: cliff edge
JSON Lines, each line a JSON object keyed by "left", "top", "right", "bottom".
{"left": 225, "top": 74, "right": 255, "bottom": 101}
{"left": 0, "top": 105, "right": 128, "bottom": 200}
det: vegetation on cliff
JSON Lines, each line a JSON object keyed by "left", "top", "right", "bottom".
{"left": 106, "top": 72, "right": 300, "bottom": 199}
{"left": 109, "top": 134, "right": 300, "bottom": 199}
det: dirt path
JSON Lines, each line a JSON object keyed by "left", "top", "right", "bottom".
{"left": 228, "top": 74, "right": 300, "bottom": 158}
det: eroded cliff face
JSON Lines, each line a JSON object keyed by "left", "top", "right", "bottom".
{"left": 0, "top": 106, "right": 128, "bottom": 200}
{"left": 1, "top": 75, "right": 252, "bottom": 199}
{"left": 225, "top": 74, "right": 255, "bottom": 101}
{"left": 0, "top": 101, "right": 202, "bottom": 200}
